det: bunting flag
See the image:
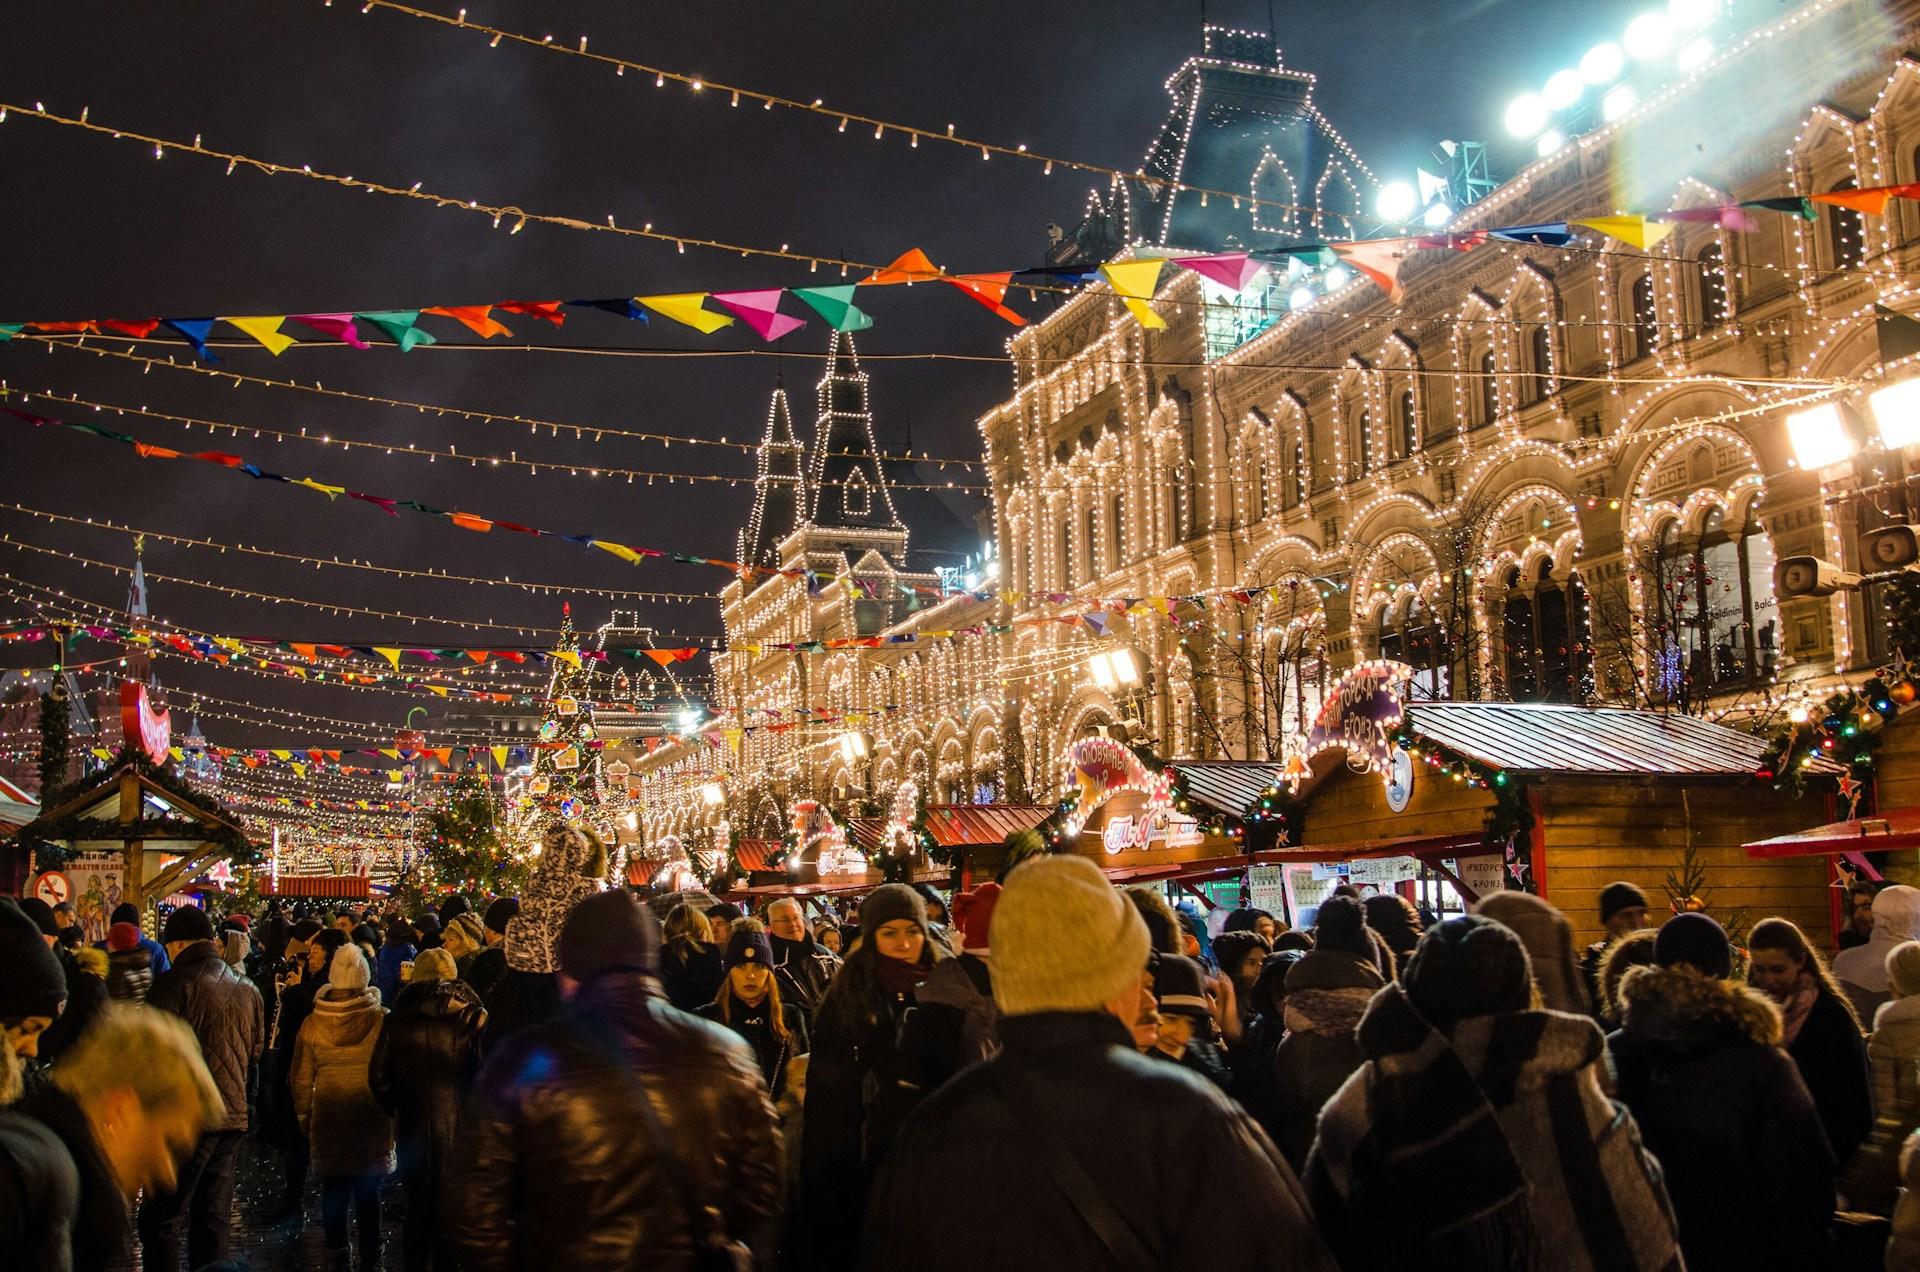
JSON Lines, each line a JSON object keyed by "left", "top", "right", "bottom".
{"left": 497, "top": 300, "right": 566, "bottom": 325}
{"left": 374, "top": 647, "right": 403, "bottom": 669}
{"left": 1877, "top": 304, "right": 1920, "bottom": 365}
{"left": 790, "top": 285, "right": 874, "bottom": 332}
{"left": 710, "top": 290, "right": 807, "bottom": 342}
{"left": 290, "top": 312, "right": 370, "bottom": 349}
{"left": 424, "top": 305, "right": 513, "bottom": 338}
{"left": 1488, "top": 223, "right": 1575, "bottom": 246}
{"left": 862, "top": 247, "right": 942, "bottom": 286}
{"left": 943, "top": 273, "right": 1025, "bottom": 325}
{"left": 1654, "top": 205, "right": 1760, "bottom": 232}
{"left": 1255, "top": 245, "right": 1340, "bottom": 268}
{"left": 225, "top": 316, "right": 295, "bottom": 355}
{"left": 1810, "top": 182, "right": 1920, "bottom": 216}
{"left": 1572, "top": 215, "right": 1677, "bottom": 250}
{"left": 1412, "top": 230, "right": 1489, "bottom": 251}
{"left": 354, "top": 310, "right": 437, "bottom": 352}
{"left": 162, "top": 318, "right": 220, "bottom": 363}
{"left": 1099, "top": 259, "right": 1166, "bottom": 329}
{"left": 637, "top": 293, "right": 734, "bottom": 333}
{"left": 566, "top": 297, "right": 649, "bottom": 322}
{"left": 1330, "top": 240, "right": 1407, "bottom": 305}
{"left": 1742, "top": 196, "right": 1817, "bottom": 221}
{"left": 1172, "top": 252, "right": 1265, "bottom": 291}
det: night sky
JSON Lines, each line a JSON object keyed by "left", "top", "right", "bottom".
{"left": 0, "top": 0, "right": 1655, "bottom": 753}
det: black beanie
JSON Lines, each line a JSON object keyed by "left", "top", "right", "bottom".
{"left": 110, "top": 902, "right": 141, "bottom": 927}
{"left": 859, "top": 884, "right": 928, "bottom": 936}
{"left": 1653, "top": 912, "right": 1731, "bottom": 979}
{"left": 1599, "top": 881, "right": 1650, "bottom": 925}
{"left": 484, "top": 896, "right": 520, "bottom": 935}
{"left": 0, "top": 898, "right": 67, "bottom": 1018}
{"left": 1312, "top": 895, "right": 1375, "bottom": 962}
{"left": 16, "top": 896, "right": 57, "bottom": 938}
{"left": 1403, "top": 914, "right": 1533, "bottom": 1032}
{"left": 162, "top": 905, "right": 216, "bottom": 945}
{"left": 558, "top": 890, "right": 660, "bottom": 984}
{"left": 437, "top": 893, "right": 473, "bottom": 924}
{"left": 724, "top": 926, "right": 775, "bottom": 971}
{"left": 289, "top": 919, "right": 324, "bottom": 943}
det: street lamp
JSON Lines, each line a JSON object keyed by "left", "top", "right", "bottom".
{"left": 1870, "top": 378, "right": 1920, "bottom": 449}
{"left": 1785, "top": 403, "right": 1857, "bottom": 469}
{"left": 837, "top": 731, "right": 869, "bottom": 764}
{"left": 1087, "top": 648, "right": 1140, "bottom": 689}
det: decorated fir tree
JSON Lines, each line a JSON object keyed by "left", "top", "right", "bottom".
{"left": 36, "top": 677, "right": 70, "bottom": 800}
{"left": 523, "top": 604, "right": 606, "bottom": 826}
{"left": 417, "top": 767, "right": 523, "bottom": 899}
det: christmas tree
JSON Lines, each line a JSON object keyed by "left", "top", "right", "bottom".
{"left": 523, "top": 604, "right": 606, "bottom": 821}
{"left": 415, "top": 767, "right": 523, "bottom": 900}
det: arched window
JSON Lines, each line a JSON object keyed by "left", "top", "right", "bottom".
{"left": 1085, "top": 506, "right": 1099, "bottom": 577}
{"left": 1500, "top": 568, "right": 1539, "bottom": 701}
{"left": 1356, "top": 409, "right": 1374, "bottom": 476}
{"left": 1500, "top": 559, "right": 1588, "bottom": 703}
{"left": 1247, "top": 454, "right": 1265, "bottom": 522}
{"left": 1058, "top": 521, "right": 1072, "bottom": 588}
{"left": 1397, "top": 389, "right": 1418, "bottom": 457}
{"left": 1477, "top": 351, "right": 1498, "bottom": 425}
{"left": 1377, "top": 594, "right": 1449, "bottom": 700}
{"left": 1630, "top": 275, "right": 1657, "bottom": 359}
{"left": 1698, "top": 243, "right": 1729, "bottom": 327}
{"left": 1648, "top": 508, "right": 1779, "bottom": 704}
{"left": 1829, "top": 178, "right": 1866, "bottom": 270}
{"left": 1528, "top": 326, "right": 1553, "bottom": 402}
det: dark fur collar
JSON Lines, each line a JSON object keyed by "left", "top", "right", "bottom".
{"left": 1617, "top": 964, "right": 1781, "bottom": 1048}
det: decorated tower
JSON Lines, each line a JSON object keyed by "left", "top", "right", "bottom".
{"left": 806, "top": 332, "right": 904, "bottom": 543}
{"left": 524, "top": 602, "right": 603, "bottom": 825}
{"left": 737, "top": 382, "right": 807, "bottom": 572}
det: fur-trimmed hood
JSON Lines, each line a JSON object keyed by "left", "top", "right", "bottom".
{"left": 1616, "top": 963, "right": 1781, "bottom": 1050}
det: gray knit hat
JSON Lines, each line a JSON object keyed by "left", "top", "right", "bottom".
{"left": 992, "top": 855, "right": 1148, "bottom": 1016}
{"left": 860, "top": 883, "right": 927, "bottom": 935}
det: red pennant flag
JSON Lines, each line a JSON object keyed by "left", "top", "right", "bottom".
{"left": 943, "top": 273, "right": 1027, "bottom": 326}
{"left": 30, "top": 321, "right": 99, "bottom": 334}
{"left": 497, "top": 300, "right": 566, "bottom": 325}
{"left": 466, "top": 650, "right": 490, "bottom": 664}
{"left": 100, "top": 319, "right": 162, "bottom": 337}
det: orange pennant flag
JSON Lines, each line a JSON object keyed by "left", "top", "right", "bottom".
{"left": 862, "top": 248, "right": 942, "bottom": 286}
{"left": 1330, "top": 240, "right": 1408, "bottom": 305}
{"left": 1810, "top": 182, "right": 1920, "bottom": 216}
{"left": 944, "top": 272, "right": 1027, "bottom": 326}
{"left": 466, "top": 650, "right": 490, "bottom": 664}
{"left": 448, "top": 513, "right": 494, "bottom": 532}
{"left": 290, "top": 642, "right": 317, "bottom": 661}
{"left": 645, "top": 649, "right": 680, "bottom": 668}
{"left": 424, "top": 305, "right": 513, "bottom": 339}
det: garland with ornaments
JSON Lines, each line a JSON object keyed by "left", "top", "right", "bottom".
{"left": 1756, "top": 669, "right": 1904, "bottom": 808}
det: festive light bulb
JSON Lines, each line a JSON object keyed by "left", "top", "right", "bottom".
{"left": 1580, "top": 42, "right": 1625, "bottom": 84}
{"left": 1504, "top": 93, "right": 1548, "bottom": 138}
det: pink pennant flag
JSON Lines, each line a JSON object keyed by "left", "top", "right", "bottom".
{"left": 710, "top": 291, "right": 805, "bottom": 342}
{"left": 1172, "top": 252, "right": 1264, "bottom": 291}
{"left": 1330, "top": 240, "right": 1407, "bottom": 305}
{"left": 1655, "top": 205, "right": 1760, "bottom": 232}
{"left": 291, "top": 313, "right": 370, "bottom": 349}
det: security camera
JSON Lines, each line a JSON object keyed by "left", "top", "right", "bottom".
{"left": 1775, "top": 556, "right": 1863, "bottom": 598}
{"left": 1860, "top": 525, "right": 1920, "bottom": 570}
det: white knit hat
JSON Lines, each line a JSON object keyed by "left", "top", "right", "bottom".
{"left": 991, "top": 854, "right": 1148, "bottom": 1017}
{"left": 329, "top": 947, "right": 371, "bottom": 991}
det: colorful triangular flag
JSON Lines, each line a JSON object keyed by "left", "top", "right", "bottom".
{"left": 862, "top": 247, "right": 942, "bottom": 286}
{"left": 1572, "top": 215, "right": 1677, "bottom": 250}
{"left": 636, "top": 294, "right": 734, "bottom": 333}
{"left": 424, "top": 305, "right": 512, "bottom": 338}
{"left": 355, "top": 311, "right": 437, "bottom": 352}
{"left": 162, "top": 318, "right": 220, "bottom": 363}
{"left": 943, "top": 273, "right": 1026, "bottom": 326}
{"left": 790, "top": 285, "right": 875, "bottom": 332}
{"left": 711, "top": 290, "right": 807, "bottom": 342}
{"left": 1172, "top": 252, "right": 1265, "bottom": 291}
{"left": 1099, "top": 259, "right": 1166, "bottom": 329}
{"left": 224, "top": 316, "right": 294, "bottom": 355}
{"left": 1330, "top": 240, "right": 1408, "bottom": 304}
{"left": 290, "top": 313, "right": 370, "bottom": 349}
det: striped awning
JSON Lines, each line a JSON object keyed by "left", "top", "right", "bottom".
{"left": 922, "top": 804, "right": 1052, "bottom": 847}
{"left": 735, "top": 837, "right": 784, "bottom": 873}
{"left": 261, "top": 874, "right": 371, "bottom": 899}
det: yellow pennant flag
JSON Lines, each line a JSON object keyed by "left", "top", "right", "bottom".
{"left": 271, "top": 749, "right": 292, "bottom": 761}
{"left": 169, "top": 747, "right": 184, "bottom": 761}
{"left": 225, "top": 315, "right": 295, "bottom": 355}
{"left": 379, "top": 748, "right": 400, "bottom": 759}
{"left": 1573, "top": 216, "right": 1676, "bottom": 251}
{"left": 387, "top": 770, "right": 405, "bottom": 783}
{"left": 374, "top": 647, "right": 403, "bottom": 669}
{"left": 92, "top": 747, "right": 113, "bottom": 761}
{"left": 491, "top": 746, "right": 508, "bottom": 769}
{"left": 296, "top": 478, "right": 345, "bottom": 499}
{"left": 636, "top": 294, "right": 734, "bottom": 334}
{"left": 1099, "top": 259, "right": 1168, "bottom": 329}
{"left": 594, "top": 541, "right": 645, "bottom": 565}
{"left": 427, "top": 685, "right": 450, "bottom": 698}
{"left": 551, "top": 650, "right": 583, "bottom": 670}
{"left": 291, "top": 763, "right": 306, "bottom": 777}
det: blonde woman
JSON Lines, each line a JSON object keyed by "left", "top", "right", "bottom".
{"left": 660, "top": 903, "right": 724, "bottom": 1013}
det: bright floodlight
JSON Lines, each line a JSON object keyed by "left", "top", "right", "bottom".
{"left": 1677, "top": 36, "right": 1713, "bottom": 71}
{"left": 1668, "top": 0, "right": 1718, "bottom": 29}
{"left": 1422, "top": 201, "right": 1453, "bottom": 229}
{"left": 1088, "top": 652, "right": 1117, "bottom": 689}
{"left": 1580, "top": 42, "right": 1625, "bottom": 84}
{"left": 1504, "top": 93, "right": 1548, "bottom": 138}
{"left": 1602, "top": 84, "right": 1639, "bottom": 121}
{"left": 1289, "top": 285, "right": 1315, "bottom": 310}
{"left": 1543, "top": 69, "right": 1583, "bottom": 110}
{"left": 1785, "top": 403, "right": 1856, "bottom": 469}
{"left": 1108, "top": 649, "right": 1142, "bottom": 686}
{"left": 1624, "top": 12, "right": 1673, "bottom": 60}
{"left": 1375, "top": 181, "right": 1417, "bottom": 222}
{"left": 1871, "top": 378, "right": 1920, "bottom": 449}
{"left": 699, "top": 781, "right": 726, "bottom": 807}
{"left": 1325, "top": 265, "right": 1352, "bottom": 290}
{"left": 1536, "top": 129, "right": 1565, "bottom": 158}
{"left": 677, "top": 708, "right": 702, "bottom": 732}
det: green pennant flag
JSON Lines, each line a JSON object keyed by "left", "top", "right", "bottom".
{"left": 355, "top": 310, "right": 438, "bottom": 351}
{"left": 1740, "top": 197, "right": 1818, "bottom": 222}
{"left": 790, "top": 286, "right": 875, "bottom": 333}
{"left": 0, "top": 324, "right": 22, "bottom": 342}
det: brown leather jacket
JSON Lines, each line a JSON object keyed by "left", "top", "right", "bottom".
{"left": 445, "top": 971, "right": 782, "bottom": 1270}
{"left": 147, "top": 940, "right": 264, "bottom": 1133}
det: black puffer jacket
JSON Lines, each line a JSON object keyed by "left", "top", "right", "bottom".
{"left": 1270, "top": 949, "right": 1384, "bottom": 1170}
{"left": 370, "top": 978, "right": 488, "bottom": 1168}
{"left": 859, "top": 1011, "right": 1337, "bottom": 1271}
{"left": 37, "top": 949, "right": 108, "bottom": 1063}
{"left": 696, "top": 996, "right": 808, "bottom": 1100}
{"left": 147, "top": 940, "right": 264, "bottom": 1133}
{"left": 1607, "top": 965, "right": 1835, "bottom": 1270}
{"left": 446, "top": 971, "right": 781, "bottom": 1271}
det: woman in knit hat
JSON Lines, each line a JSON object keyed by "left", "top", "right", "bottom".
{"left": 439, "top": 912, "right": 488, "bottom": 982}
{"left": 1476, "top": 890, "right": 1590, "bottom": 1015}
{"left": 801, "top": 881, "right": 944, "bottom": 1265}
{"left": 291, "top": 933, "right": 394, "bottom": 1269}
{"left": 1361, "top": 893, "right": 1422, "bottom": 975}
{"left": 1146, "top": 953, "right": 1232, "bottom": 1088}
{"left": 0, "top": 896, "right": 69, "bottom": 1104}
{"left": 1220, "top": 905, "right": 1280, "bottom": 942}
{"left": 1746, "top": 917, "right": 1870, "bottom": 1169}
{"left": 1307, "top": 914, "right": 1683, "bottom": 1272}
{"left": 1606, "top": 911, "right": 1836, "bottom": 1268}
{"left": 1270, "top": 895, "right": 1387, "bottom": 1169}
{"left": 1211, "top": 928, "right": 1273, "bottom": 1028}
{"left": 698, "top": 919, "right": 807, "bottom": 1099}
{"left": 1594, "top": 927, "right": 1657, "bottom": 1031}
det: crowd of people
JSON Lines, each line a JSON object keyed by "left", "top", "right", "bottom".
{"left": 7, "top": 830, "right": 1920, "bottom": 1270}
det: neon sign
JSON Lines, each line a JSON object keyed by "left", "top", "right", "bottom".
{"left": 120, "top": 681, "right": 171, "bottom": 766}
{"left": 1285, "top": 660, "right": 1413, "bottom": 791}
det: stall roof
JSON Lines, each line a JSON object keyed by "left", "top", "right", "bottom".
{"left": 734, "top": 837, "right": 783, "bottom": 873}
{"left": 1744, "top": 807, "right": 1920, "bottom": 858}
{"left": 923, "top": 804, "right": 1052, "bottom": 847}
{"left": 1254, "top": 830, "right": 1488, "bottom": 865}
{"left": 1405, "top": 702, "right": 1769, "bottom": 777}
{"left": 1171, "top": 762, "right": 1287, "bottom": 817}
{"left": 846, "top": 817, "right": 888, "bottom": 853}
{"left": 262, "top": 874, "right": 370, "bottom": 899}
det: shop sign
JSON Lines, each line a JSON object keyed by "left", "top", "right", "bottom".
{"left": 121, "top": 680, "right": 172, "bottom": 766}
{"left": 1348, "top": 856, "right": 1419, "bottom": 887}
{"left": 1247, "top": 864, "right": 1286, "bottom": 916}
{"left": 1100, "top": 807, "right": 1203, "bottom": 855}
{"left": 1285, "top": 661, "right": 1413, "bottom": 791}
{"left": 1456, "top": 854, "right": 1507, "bottom": 899}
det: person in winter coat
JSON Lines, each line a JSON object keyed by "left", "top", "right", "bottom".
{"left": 447, "top": 889, "right": 782, "bottom": 1270}
{"left": 440, "top": 913, "right": 488, "bottom": 982}
{"left": 18, "top": 898, "right": 107, "bottom": 1066}
{"left": 1221, "top": 906, "right": 1281, "bottom": 942}
{"left": 660, "top": 903, "right": 726, "bottom": 1014}
{"left": 1874, "top": 941, "right": 1920, "bottom": 1124}
{"left": 1147, "top": 953, "right": 1233, "bottom": 1089}
{"left": 1837, "top": 884, "right": 1920, "bottom": 1023}
{"left": 4, "top": 1005, "right": 224, "bottom": 1272}
{"left": 1305, "top": 914, "right": 1683, "bottom": 1272}
{"left": 490, "top": 824, "right": 604, "bottom": 1050}
{"left": 104, "top": 923, "right": 154, "bottom": 1004}
{"left": 95, "top": 902, "right": 169, "bottom": 976}
{"left": 698, "top": 923, "right": 807, "bottom": 1100}
{"left": 1271, "top": 895, "right": 1388, "bottom": 1170}
{"left": 1580, "top": 881, "right": 1652, "bottom": 1011}
{"left": 260, "top": 926, "right": 346, "bottom": 1222}
{"left": 901, "top": 881, "right": 1001, "bottom": 1093}
{"left": 1476, "top": 890, "right": 1591, "bottom": 1015}
{"left": 465, "top": 896, "right": 516, "bottom": 1010}
{"left": 860, "top": 854, "right": 1337, "bottom": 1272}
{"left": 1593, "top": 927, "right": 1658, "bottom": 1032}
{"left": 1362, "top": 893, "right": 1423, "bottom": 973}
{"left": 370, "top": 948, "right": 486, "bottom": 1272}
{"left": 1748, "top": 916, "right": 1872, "bottom": 1169}
{"left": 1230, "top": 948, "right": 1306, "bottom": 1147}
{"left": 292, "top": 941, "right": 394, "bottom": 1270}
{"left": 374, "top": 916, "right": 419, "bottom": 1006}
{"left": 140, "top": 903, "right": 265, "bottom": 1271}
{"left": 766, "top": 897, "right": 841, "bottom": 1020}
{"left": 803, "top": 883, "right": 945, "bottom": 1266}
{"left": 1607, "top": 911, "right": 1835, "bottom": 1269}
{"left": 1212, "top": 928, "right": 1273, "bottom": 1028}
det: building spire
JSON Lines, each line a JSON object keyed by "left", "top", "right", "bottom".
{"left": 806, "top": 331, "right": 903, "bottom": 534}
{"left": 738, "top": 384, "right": 808, "bottom": 570}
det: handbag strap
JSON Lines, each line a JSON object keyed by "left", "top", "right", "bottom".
{"left": 988, "top": 1061, "right": 1159, "bottom": 1272}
